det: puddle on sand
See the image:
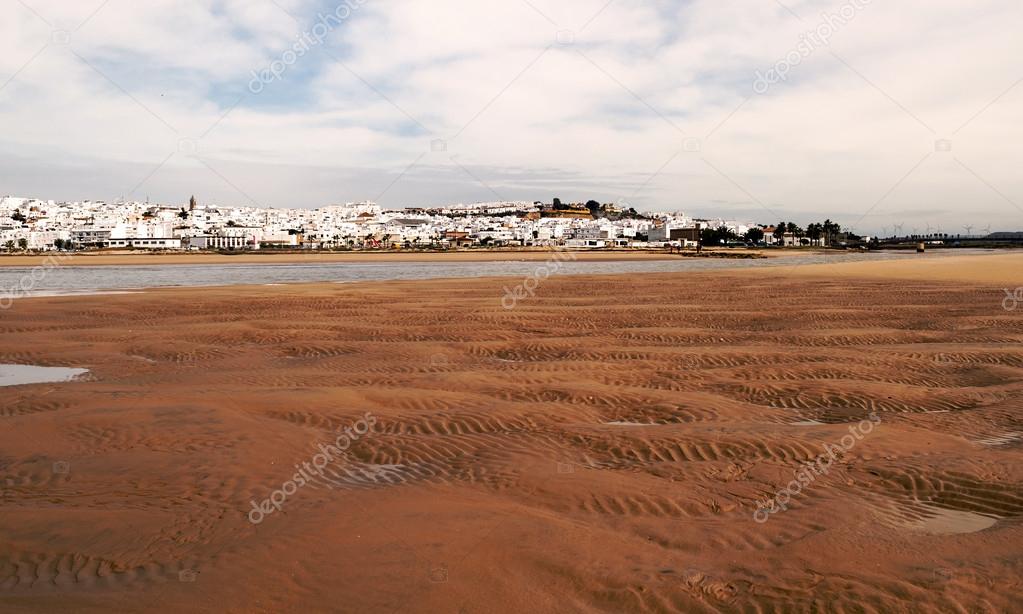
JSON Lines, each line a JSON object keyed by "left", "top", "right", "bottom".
{"left": 0, "top": 364, "right": 88, "bottom": 387}
{"left": 9, "top": 290, "right": 141, "bottom": 299}
{"left": 903, "top": 502, "right": 1000, "bottom": 535}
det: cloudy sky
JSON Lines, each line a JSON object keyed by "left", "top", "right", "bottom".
{"left": 1, "top": 0, "right": 1020, "bottom": 232}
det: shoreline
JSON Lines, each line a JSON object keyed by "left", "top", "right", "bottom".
{"left": 0, "top": 249, "right": 680, "bottom": 267}
{"left": 123, "top": 250, "right": 1023, "bottom": 294}
{"left": 0, "top": 247, "right": 832, "bottom": 267}
{"left": 4, "top": 251, "right": 1019, "bottom": 304}
{"left": 2, "top": 245, "right": 1015, "bottom": 269}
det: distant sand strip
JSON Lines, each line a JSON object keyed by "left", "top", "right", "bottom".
{"left": 748, "top": 252, "right": 1023, "bottom": 285}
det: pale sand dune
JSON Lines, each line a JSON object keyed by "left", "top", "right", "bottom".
{"left": 1, "top": 253, "right": 1021, "bottom": 612}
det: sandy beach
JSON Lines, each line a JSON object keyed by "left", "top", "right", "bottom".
{"left": 770, "top": 252, "right": 1023, "bottom": 285}
{"left": 1, "top": 253, "right": 1021, "bottom": 612}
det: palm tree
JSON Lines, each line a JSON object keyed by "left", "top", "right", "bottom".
{"left": 786, "top": 222, "right": 803, "bottom": 246}
{"left": 822, "top": 219, "right": 841, "bottom": 247}
{"left": 773, "top": 222, "right": 786, "bottom": 245}
{"left": 807, "top": 223, "right": 823, "bottom": 246}
{"left": 3, "top": 240, "right": 14, "bottom": 252}
{"left": 17, "top": 238, "right": 28, "bottom": 251}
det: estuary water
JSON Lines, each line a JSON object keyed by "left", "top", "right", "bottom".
{"left": 0, "top": 250, "right": 992, "bottom": 298}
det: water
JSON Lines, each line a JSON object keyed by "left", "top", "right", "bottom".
{"left": 0, "top": 364, "right": 88, "bottom": 387}
{"left": 904, "top": 503, "right": 1000, "bottom": 535}
{"left": 0, "top": 249, "right": 994, "bottom": 298}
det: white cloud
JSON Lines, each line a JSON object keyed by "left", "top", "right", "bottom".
{"left": 0, "top": 0, "right": 1020, "bottom": 230}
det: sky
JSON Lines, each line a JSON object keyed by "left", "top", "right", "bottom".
{"left": 0, "top": 0, "right": 1020, "bottom": 233}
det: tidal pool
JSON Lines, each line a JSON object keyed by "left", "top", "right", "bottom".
{"left": 904, "top": 502, "right": 1000, "bottom": 535}
{"left": 0, "top": 364, "right": 88, "bottom": 387}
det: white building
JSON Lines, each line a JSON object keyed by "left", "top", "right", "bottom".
{"left": 108, "top": 237, "right": 182, "bottom": 249}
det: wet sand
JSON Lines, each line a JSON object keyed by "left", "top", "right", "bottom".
{"left": 1, "top": 253, "right": 1021, "bottom": 612}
